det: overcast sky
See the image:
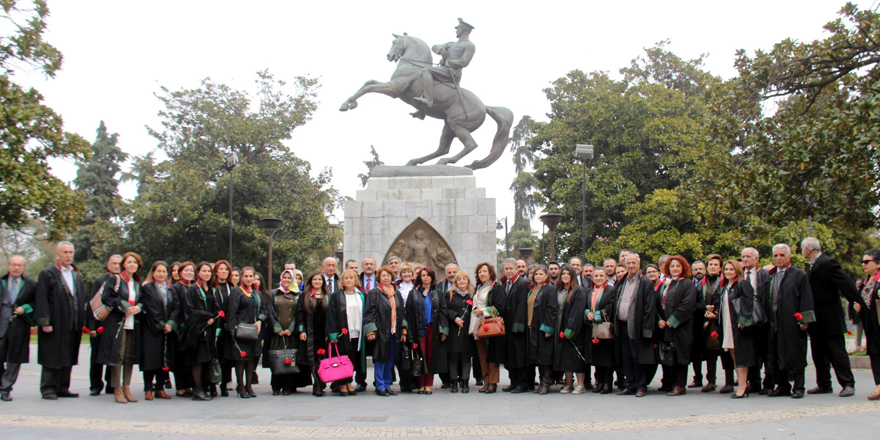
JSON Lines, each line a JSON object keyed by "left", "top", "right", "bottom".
{"left": 22, "top": 0, "right": 857, "bottom": 241}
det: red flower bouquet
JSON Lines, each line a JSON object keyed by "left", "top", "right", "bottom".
{"left": 317, "top": 348, "right": 326, "bottom": 356}
{"left": 711, "top": 331, "right": 719, "bottom": 339}
{"left": 240, "top": 351, "right": 247, "bottom": 358}
{"left": 82, "top": 326, "right": 89, "bottom": 334}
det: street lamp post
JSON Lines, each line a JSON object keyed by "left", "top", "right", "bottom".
{"left": 259, "top": 217, "right": 283, "bottom": 289}
{"left": 224, "top": 152, "right": 239, "bottom": 263}
{"left": 539, "top": 213, "right": 563, "bottom": 261}
{"left": 496, "top": 217, "right": 509, "bottom": 258}
{"left": 575, "top": 144, "right": 594, "bottom": 263}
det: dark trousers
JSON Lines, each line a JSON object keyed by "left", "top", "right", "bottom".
{"left": 700, "top": 351, "right": 735, "bottom": 385}
{"left": 619, "top": 324, "right": 655, "bottom": 391}
{"left": 525, "top": 365, "right": 537, "bottom": 388}
{"left": 448, "top": 352, "right": 471, "bottom": 382}
{"left": 595, "top": 366, "right": 614, "bottom": 386}
{"left": 40, "top": 366, "right": 72, "bottom": 397}
{"left": 775, "top": 368, "right": 805, "bottom": 394}
{"left": 509, "top": 367, "right": 527, "bottom": 389}
{"left": 810, "top": 333, "right": 855, "bottom": 388}
{"left": 871, "top": 354, "right": 880, "bottom": 385}
{"left": 89, "top": 335, "right": 111, "bottom": 392}
{"left": 143, "top": 369, "right": 170, "bottom": 392}
{"left": 0, "top": 362, "right": 21, "bottom": 393}
{"left": 662, "top": 364, "right": 688, "bottom": 388}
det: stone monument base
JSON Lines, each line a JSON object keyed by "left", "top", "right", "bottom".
{"left": 344, "top": 167, "right": 496, "bottom": 276}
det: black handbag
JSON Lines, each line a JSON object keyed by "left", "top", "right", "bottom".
{"left": 208, "top": 358, "right": 222, "bottom": 385}
{"left": 658, "top": 342, "right": 676, "bottom": 366}
{"left": 235, "top": 322, "right": 259, "bottom": 341}
{"left": 266, "top": 337, "right": 299, "bottom": 375}
{"left": 410, "top": 344, "right": 426, "bottom": 377}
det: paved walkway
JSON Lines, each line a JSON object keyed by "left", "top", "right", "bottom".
{"left": 0, "top": 344, "right": 876, "bottom": 439}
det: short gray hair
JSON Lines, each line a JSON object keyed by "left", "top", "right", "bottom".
{"left": 503, "top": 258, "right": 517, "bottom": 267}
{"left": 56, "top": 241, "right": 74, "bottom": 252}
{"left": 626, "top": 253, "right": 641, "bottom": 263}
{"left": 445, "top": 263, "right": 459, "bottom": 271}
{"left": 801, "top": 237, "right": 821, "bottom": 253}
{"left": 742, "top": 247, "right": 759, "bottom": 259}
{"left": 108, "top": 254, "right": 123, "bottom": 262}
{"left": 8, "top": 255, "right": 25, "bottom": 265}
{"left": 772, "top": 243, "right": 791, "bottom": 256}
{"left": 388, "top": 256, "right": 401, "bottom": 263}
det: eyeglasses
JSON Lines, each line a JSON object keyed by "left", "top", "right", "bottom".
{"left": 863, "top": 260, "right": 875, "bottom": 265}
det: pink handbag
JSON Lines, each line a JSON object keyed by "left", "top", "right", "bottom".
{"left": 317, "top": 343, "right": 354, "bottom": 384}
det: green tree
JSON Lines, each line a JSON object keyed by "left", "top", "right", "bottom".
{"left": 120, "top": 151, "right": 157, "bottom": 196}
{"left": 508, "top": 115, "right": 540, "bottom": 237}
{"left": 358, "top": 145, "right": 384, "bottom": 187}
{"left": 0, "top": 0, "right": 90, "bottom": 238}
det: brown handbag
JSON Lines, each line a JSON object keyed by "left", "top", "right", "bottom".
{"left": 477, "top": 317, "right": 505, "bottom": 337}
{"left": 592, "top": 312, "right": 614, "bottom": 339}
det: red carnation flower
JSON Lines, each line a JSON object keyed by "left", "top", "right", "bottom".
{"left": 240, "top": 351, "right": 247, "bottom": 358}
{"left": 82, "top": 326, "right": 89, "bottom": 334}
{"left": 847, "top": 330, "right": 853, "bottom": 336}
{"left": 97, "top": 326, "right": 104, "bottom": 334}
{"left": 653, "top": 344, "right": 658, "bottom": 349}
{"left": 341, "top": 328, "right": 348, "bottom": 335}
{"left": 482, "top": 325, "right": 489, "bottom": 331}
{"left": 218, "top": 311, "right": 225, "bottom": 318}
{"left": 412, "top": 344, "right": 418, "bottom": 349}
{"left": 128, "top": 300, "right": 136, "bottom": 306}
{"left": 560, "top": 332, "right": 565, "bottom": 339}
{"left": 317, "top": 348, "right": 326, "bottom": 356}
{"left": 162, "top": 366, "right": 170, "bottom": 372}
{"left": 592, "top": 338, "right": 600, "bottom": 344}
{"left": 794, "top": 312, "right": 803, "bottom": 321}
{"left": 711, "top": 331, "right": 719, "bottom": 339}
{"left": 466, "top": 300, "right": 473, "bottom": 305}
{"left": 284, "top": 358, "right": 292, "bottom": 365}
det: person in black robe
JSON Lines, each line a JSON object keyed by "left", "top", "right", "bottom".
{"left": 0, "top": 256, "right": 37, "bottom": 401}
{"left": 766, "top": 244, "right": 816, "bottom": 399}
{"left": 34, "top": 242, "right": 87, "bottom": 400}
{"left": 170, "top": 261, "right": 195, "bottom": 397}
{"left": 364, "top": 266, "right": 407, "bottom": 396}
{"left": 613, "top": 254, "right": 658, "bottom": 397}
{"left": 709, "top": 259, "right": 758, "bottom": 399}
{"left": 553, "top": 265, "right": 589, "bottom": 394}
{"left": 500, "top": 259, "right": 531, "bottom": 393}
{"left": 656, "top": 255, "right": 697, "bottom": 396}
{"left": 296, "top": 271, "right": 330, "bottom": 397}
{"left": 226, "top": 266, "right": 264, "bottom": 398}
{"left": 97, "top": 252, "right": 144, "bottom": 404}
{"left": 327, "top": 269, "right": 367, "bottom": 396}
{"left": 139, "top": 261, "right": 177, "bottom": 400}
{"left": 741, "top": 247, "right": 773, "bottom": 394}
{"left": 405, "top": 266, "right": 448, "bottom": 395}
{"left": 212, "top": 260, "right": 234, "bottom": 397}
{"left": 854, "top": 248, "right": 880, "bottom": 400}
{"left": 182, "top": 262, "right": 218, "bottom": 401}
{"left": 86, "top": 254, "right": 120, "bottom": 396}
{"left": 528, "top": 266, "right": 559, "bottom": 395}
{"left": 690, "top": 255, "right": 728, "bottom": 393}
{"left": 445, "top": 272, "right": 475, "bottom": 393}
{"left": 264, "top": 270, "right": 310, "bottom": 395}
{"left": 586, "top": 268, "right": 617, "bottom": 394}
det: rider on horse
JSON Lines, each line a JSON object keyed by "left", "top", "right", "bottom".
{"left": 412, "top": 18, "right": 476, "bottom": 110}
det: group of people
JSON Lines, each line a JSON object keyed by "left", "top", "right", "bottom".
{"left": 1, "top": 236, "right": 878, "bottom": 404}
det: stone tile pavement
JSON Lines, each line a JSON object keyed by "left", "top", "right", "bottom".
{"left": 0, "top": 344, "right": 876, "bottom": 439}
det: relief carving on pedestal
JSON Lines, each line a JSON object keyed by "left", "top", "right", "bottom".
{"left": 383, "top": 218, "right": 457, "bottom": 275}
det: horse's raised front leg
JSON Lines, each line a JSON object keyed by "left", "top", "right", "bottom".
{"left": 406, "top": 123, "right": 455, "bottom": 166}
{"left": 437, "top": 124, "right": 478, "bottom": 165}
{"left": 339, "top": 79, "right": 400, "bottom": 111}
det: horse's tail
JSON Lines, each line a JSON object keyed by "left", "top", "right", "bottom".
{"left": 466, "top": 106, "right": 514, "bottom": 170}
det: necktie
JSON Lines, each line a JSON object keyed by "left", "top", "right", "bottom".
{"left": 9, "top": 278, "right": 18, "bottom": 304}
{"left": 505, "top": 280, "right": 511, "bottom": 294}
{"left": 772, "top": 270, "right": 784, "bottom": 313}
{"left": 365, "top": 278, "right": 371, "bottom": 292}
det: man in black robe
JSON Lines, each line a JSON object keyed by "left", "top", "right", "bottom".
{"left": 766, "top": 243, "right": 816, "bottom": 399}
{"left": 613, "top": 254, "right": 658, "bottom": 397}
{"left": 501, "top": 258, "right": 531, "bottom": 392}
{"left": 34, "top": 242, "right": 87, "bottom": 400}
{"left": 87, "top": 254, "right": 121, "bottom": 395}
{"left": 742, "top": 247, "right": 772, "bottom": 394}
{"left": 801, "top": 237, "right": 862, "bottom": 397}
{"left": 0, "top": 255, "right": 37, "bottom": 401}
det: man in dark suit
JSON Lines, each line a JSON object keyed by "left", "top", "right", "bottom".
{"left": 801, "top": 237, "right": 862, "bottom": 397}
{"left": 359, "top": 257, "right": 377, "bottom": 293}
{"left": 87, "top": 254, "right": 121, "bottom": 396}
{"left": 0, "top": 255, "right": 37, "bottom": 401}
{"left": 34, "top": 241, "right": 87, "bottom": 400}
{"left": 741, "top": 247, "right": 772, "bottom": 394}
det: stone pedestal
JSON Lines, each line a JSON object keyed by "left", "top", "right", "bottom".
{"left": 344, "top": 172, "right": 496, "bottom": 275}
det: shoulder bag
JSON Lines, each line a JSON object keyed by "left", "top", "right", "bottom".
{"left": 477, "top": 316, "right": 505, "bottom": 337}
{"left": 266, "top": 336, "right": 299, "bottom": 375}
{"left": 89, "top": 275, "right": 119, "bottom": 321}
{"left": 592, "top": 311, "right": 614, "bottom": 340}
{"left": 234, "top": 322, "right": 259, "bottom": 341}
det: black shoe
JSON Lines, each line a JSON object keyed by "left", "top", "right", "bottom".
{"left": 791, "top": 391, "right": 805, "bottom": 399}
{"left": 176, "top": 391, "right": 193, "bottom": 398}
{"left": 475, "top": 379, "right": 483, "bottom": 386}
{"left": 461, "top": 380, "right": 469, "bottom": 394}
{"left": 57, "top": 391, "right": 79, "bottom": 398}
{"left": 592, "top": 385, "right": 602, "bottom": 393}
{"left": 246, "top": 386, "right": 257, "bottom": 398}
{"left": 502, "top": 385, "right": 514, "bottom": 392}
{"left": 731, "top": 391, "right": 749, "bottom": 399}
{"left": 237, "top": 386, "right": 250, "bottom": 399}
{"left": 221, "top": 388, "right": 229, "bottom": 397}
{"left": 601, "top": 384, "right": 612, "bottom": 395}
{"left": 105, "top": 386, "right": 113, "bottom": 394}
{"left": 510, "top": 386, "right": 528, "bottom": 394}
{"left": 376, "top": 389, "right": 390, "bottom": 396}
{"left": 208, "top": 386, "right": 218, "bottom": 398}
{"left": 42, "top": 394, "right": 58, "bottom": 400}
{"left": 1, "top": 393, "right": 11, "bottom": 402}
{"left": 355, "top": 384, "right": 367, "bottom": 393}
{"left": 768, "top": 388, "right": 791, "bottom": 397}
{"left": 451, "top": 381, "right": 459, "bottom": 393}
{"left": 807, "top": 386, "right": 833, "bottom": 395}
{"left": 192, "top": 391, "right": 212, "bottom": 401}
{"left": 840, "top": 386, "right": 855, "bottom": 397}
{"left": 89, "top": 389, "right": 101, "bottom": 396}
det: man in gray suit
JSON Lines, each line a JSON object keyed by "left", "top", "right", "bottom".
{"left": 0, "top": 255, "right": 38, "bottom": 401}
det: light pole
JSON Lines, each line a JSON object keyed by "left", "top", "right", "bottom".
{"left": 539, "top": 213, "right": 563, "bottom": 261}
{"left": 259, "top": 217, "right": 283, "bottom": 289}
{"left": 575, "top": 144, "right": 594, "bottom": 262}
{"left": 224, "top": 152, "right": 239, "bottom": 263}
{"left": 496, "top": 217, "right": 509, "bottom": 258}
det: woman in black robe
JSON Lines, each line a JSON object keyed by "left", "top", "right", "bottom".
{"left": 212, "top": 260, "right": 234, "bottom": 397}
{"left": 98, "top": 252, "right": 144, "bottom": 404}
{"left": 709, "top": 259, "right": 757, "bottom": 399}
{"left": 586, "top": 268, "right": 617, "bottom": 394}
{"left": 170, "top": 261, "right": 194, "bottom": 397}
{"left": 528, "top": 265, "right": 559, "bottom": 395}
{"left": 296, "top": 271, "right": 330, "bottom": 397}
{"left": 226, "top": 266, "right": 264, "bottom": 398}
{"left": 445, "top": 271, "right": 474, "bottom": 393}
{"left": 182, "top": 262, "right": 218, "bottom": 401}
{"left": 657, "top": 255, "right": 697, "bottom": 396}
{"left": 554, "top": 265, "right": 589, "bottom": 394}
{"left": 139, "top": 261, "right": 177, "bottom": 400}
{"left": 406, "top": 266, "right": 448, "bottom": 395}
{"left": 364, "top": 266, "right": 407, "bottom": 396}
{"left": 264, "top": 269, "right": 309, "bottom": 395}
{"left": 327, "top": 269, "right": 366, "bottom": 396}
{"left": 855, "top": 248, "right": 880, "bottom": 400}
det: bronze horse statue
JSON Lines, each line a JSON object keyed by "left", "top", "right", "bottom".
{"left": 339, "top": 34, "right": 513, "bottom": 170}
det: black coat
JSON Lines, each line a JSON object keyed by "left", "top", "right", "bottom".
{"left": 807, "top": 253, "right": 863, "bottom": 336}
{"left": 658, "top": 279, "right": 697, "bottom": 365}
{"left": 363, "top": 287, "right": 406, "bottom": 363}
{"left": 0, "top": 274, "right": 36, "bottom": 364}
{"left": 711, "top": 279, "right": 758, "bottom": 367}
{"left": 554, "top": 285, "right": 588, "bottom": 372}
{"left": 404, "top": 286, "right": 449, "bottom": 373}
{"left": 612, "top": 274, "right": 657, "bottom": 365}
{"left": 477, "top": 281, "right": 507, "bottom": 365}
{"left": 225, "top": 287, "right": 264, "bottom": 360}
{"left": 856, "top": 275, "right": 880, "bottom": 357}
{"left": 587, "top": 284, "right": 617, "bottom": 368}
{"left": 182, "top": 282, "right": 217, "bottom": 365}
{"left": 139, "top": 281, "right": 178, "bottom": 371}
{"left": 34, "top": 264, "right": 87, "bottom": 368}
{"left": 97, "top": 274, "right": 143, "bottom": 366}
{"left": 691, "top": 276, "right": 718, "bottom": 361}
{"left": 445, "top": 291, "right": 474, "bottom": 355}
{"left": 327, "top": 289, "right": 367, "bottom": 374}
{"left": 295, "top": 292, "right": 329, "bottom": 366}
{"left": 767, "top": 267, "right": 815, "bottom": 371}
{"left": 503, "top": 276, "right": 530, "bottom": 369}
{"left": 528, "top": 285, "right": 558, "bottom": 366}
